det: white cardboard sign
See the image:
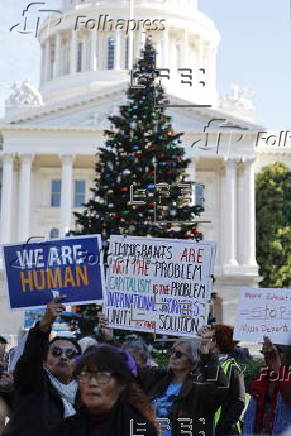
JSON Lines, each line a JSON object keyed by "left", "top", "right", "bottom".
{"left": 105, "top": 235, "right": 216, "bottom": 337}
{"left": 233, "top": 288, "right": 291, "bottom": 345}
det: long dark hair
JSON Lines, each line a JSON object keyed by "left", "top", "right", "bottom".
{"left": 75, "top": 345, "right": 156, "bottom": 425}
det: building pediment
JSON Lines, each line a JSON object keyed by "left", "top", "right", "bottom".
{"left": 2, "top": 85, "right": 261, "bottom": 133}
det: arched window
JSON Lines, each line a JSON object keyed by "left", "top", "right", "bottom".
{"left": 107, "top": 37, "right": 115, "bottom": 70}
{"left": 49, "top": 228, "right": 60, "bottom": 239}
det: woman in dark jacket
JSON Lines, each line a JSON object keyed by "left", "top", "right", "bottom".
{"left": 138, "top": 326, "right": 229, "bottom": 436}
{"left": 49, "top": 344, "right": 158, "bottom": 436}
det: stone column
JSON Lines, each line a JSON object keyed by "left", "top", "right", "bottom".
{"left": 241, "top": 157, "right": 257, "bottom": 266}
{"left": 128, "top": 0, "right": 134, "bottom": 70}
{"left": 70, "top": 30, "right": 77, "bottom": 74}
{"left": 162, "top": 26, "right": 169, "bottom": 67}
{"left": 44, "top": 38, "right": 50, "bottom": 82}
{"left": 223, "top": 158, "right": 238, "bottom": 267}
{"left": 60, "top": 154, "right": 74, "bottom": 236}
{"left": 55, "top": 32, "right": 61, "bottom": 77}
{"left": 183, "top": 30, "right": 188, "bottom": 66}
{"left": 187, "top": 158, "right": 197, "bottom": 205}
{"left": 156, "top": 41, "right": 162, "bottom": 67}
{"left": 91, "top": 29, "right": 97, "bottom": 71}
{"left": 98, "top": 32, "right": 103, "bottom": 69}
{"left": 209, "top": 44, "right": 216, "bottom": 95}
{"left": 141, "top": 29, "right": 146, "bottom": 48}
{"left": 40, "top": 44, "right": 45, "bottom": 85}
{"left": 18, "top": 154, "right": 33, "bottom": 242}
{"left": 114, "top": 30, "right": 121, "bottom": 70}
{"left": 0, "top": 154, "right": 14, "bottom": 244}
{"left": 196, "top": 35, "right": 202, "bottom": 70}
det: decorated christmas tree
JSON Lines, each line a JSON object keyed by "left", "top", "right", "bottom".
{"left": 74, "top": 37, "right": 203, "bottom": 240}
{"left": 72, "top": 37, "right": 204, "bottom": 337}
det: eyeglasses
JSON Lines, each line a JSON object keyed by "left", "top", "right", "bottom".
{"left": 77, "top": 371, "right": 113, "bottom": 384}
{"left": 51, "top": 346, "right": 79, "bottom": 360}
{"left": 170, "top": 349, "right": 188, "bottom": 359}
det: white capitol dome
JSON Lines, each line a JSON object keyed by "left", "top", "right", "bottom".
{"left": 38, "top": 0, "right": 220, "bottom": 105}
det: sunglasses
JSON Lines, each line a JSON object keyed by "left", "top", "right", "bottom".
{"left": 77, "top": 371, "right": 113, "bottom": 384}
{"left": 170, "top": 349, "right": 189, "bottom": 359}
{"left": 51, "top": 346, "right": 79, "bottom": 360}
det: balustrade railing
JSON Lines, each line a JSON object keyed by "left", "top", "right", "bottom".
{"left": 62, "top": 0, "right": 196, "bottom": 12}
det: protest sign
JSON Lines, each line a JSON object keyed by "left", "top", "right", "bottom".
{"left": 3, "top": 235, "right": 105, "bottom": 310}
{"left": 24, "top": 308, "right": 81, "bottom": 332}
{"left": 233, "top": 288, "right": 291, "bottom": 345}
{"left": 105, "top": 235, "right": 215, "bottom": 336}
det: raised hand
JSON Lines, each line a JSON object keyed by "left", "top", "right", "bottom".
{"left": 197, "top": 325, "right": 216, "bottom": 354}
{"left": 262, "top": 336, "right": 281, "bottom": 372}
{"left": 39, "top": 296, "right": 66, "bottom": 331}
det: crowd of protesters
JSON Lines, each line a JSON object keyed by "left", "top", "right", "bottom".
{"left": 0, "top": 298, "right": 291, "bottom": 436}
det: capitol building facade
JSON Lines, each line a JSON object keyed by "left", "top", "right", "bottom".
{"left": 0, "top": 0, "right": 290, "bottom": 343}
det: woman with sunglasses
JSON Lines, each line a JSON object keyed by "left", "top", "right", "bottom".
{"left": 49, "top": 344, "right": 158, "bottom": 436}
{"left": 3, "top": 297, "right": 82, "bottom": 436}
{"left": 138, "top": 326, "right": 229, "bottom": 436}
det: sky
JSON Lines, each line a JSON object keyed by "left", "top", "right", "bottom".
{"left": 0, "top": 0, "right": 290, "bottom": 128}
